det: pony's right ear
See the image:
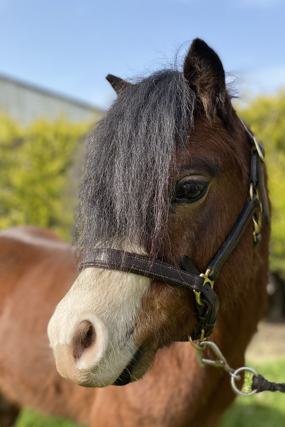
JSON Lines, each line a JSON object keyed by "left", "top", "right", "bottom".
{"left": 106, "top": 74, "right": 132, "bottom": 96}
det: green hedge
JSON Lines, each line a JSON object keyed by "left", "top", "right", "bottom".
{"left": 237, "top": 91, "right": 285, "bottom": 277}
{"left": 0, "top": 114, "right": 92, "bottom": 240}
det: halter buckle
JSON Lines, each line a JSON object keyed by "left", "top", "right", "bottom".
{"left": 249, "top": 184, "right": 263, "bottom": 246}
{"left": 193, "top": 269, "right": 214, "bottom": 306}
{"left": 200, "top": 268, "right": 215, "bottom": 289}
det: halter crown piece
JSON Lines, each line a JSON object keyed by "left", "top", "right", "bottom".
{"left": 79, "top": 118, "right": 270, "bottom": 342}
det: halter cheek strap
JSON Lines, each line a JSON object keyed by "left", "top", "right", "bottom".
{"left": 79, "top": 119, "right": 269, "bottom": 341}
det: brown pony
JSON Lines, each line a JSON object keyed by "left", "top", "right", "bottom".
{"left": 0, "top": 39, "right": 270, "bottom": 427}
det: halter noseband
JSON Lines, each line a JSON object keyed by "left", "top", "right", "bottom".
{"left": 79, "top": 119, "right": 270, "bottom": 341}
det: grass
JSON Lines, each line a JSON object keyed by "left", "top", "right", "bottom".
{"left": 15, "top": 358, "right": 285, "bottom": 427}
{"left": 221, "top": 357, "right": 285, "bottom": 427}
{"left": 16, "top": 410, "right": 86, "bottom": 427}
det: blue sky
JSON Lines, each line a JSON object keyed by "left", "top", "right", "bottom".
{"left": 1, "top": 0, "right": 285, "bottom": 109}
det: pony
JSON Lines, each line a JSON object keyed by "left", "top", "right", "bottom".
{"left": 0, "top": 227, "right": 96, "bottom": 426}
{"left": 0, "top": 39, "right": 270, "bottom": 427}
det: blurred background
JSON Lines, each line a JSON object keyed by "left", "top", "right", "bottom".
{"left": 1, "top": 0, "right": 285, "bottom": 426}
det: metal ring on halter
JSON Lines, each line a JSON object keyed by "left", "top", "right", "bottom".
{"left": 230, "top": 367, "right": 258, "bottom": 396}
{"left": 252, "top": 136, "right": 265, "bottom": 162}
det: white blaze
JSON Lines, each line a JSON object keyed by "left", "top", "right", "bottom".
{"left": 48, "top": 266, "right": 151, "bottom": 386}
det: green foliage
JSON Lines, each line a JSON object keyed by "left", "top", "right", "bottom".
{"left": 237, "top": 91, "right": 285, "bottom": 277}
{"left": 0, "top": 114, "right": 92, "bottom": 240}
{"left": 16, "top": 409, "right": 86, "bottom": 427}
{"left": 1, "top": 91, "right": 285, "bottom": 263}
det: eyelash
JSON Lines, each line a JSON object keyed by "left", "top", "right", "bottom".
{"left": 173, "top": 180, "right": 209, "bottom": 204}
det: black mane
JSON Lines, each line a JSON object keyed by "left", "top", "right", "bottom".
{"left": 75, "top": 69, "right": 196, "bottom": 257}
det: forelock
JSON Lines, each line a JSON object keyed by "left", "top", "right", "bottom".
{"left": 75, "top": 69, "right": 196, "bottom": 258}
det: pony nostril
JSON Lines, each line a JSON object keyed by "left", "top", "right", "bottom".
{"left": 72, "top": 320, "right": 96, "bottom": 361}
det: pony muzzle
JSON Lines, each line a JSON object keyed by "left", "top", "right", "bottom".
{"left": 48, "top": 267, "right": 152, "bottom": 387}
{"left": 49, "top": 314, "right": 109, "bottom": 386}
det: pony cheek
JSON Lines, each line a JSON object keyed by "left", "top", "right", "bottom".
{"left": 132, "top": 284, "right": 196, "bottom": 349}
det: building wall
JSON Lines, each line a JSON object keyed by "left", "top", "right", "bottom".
{"left": 0, "top": 74, "right": 103, "bottom": 125}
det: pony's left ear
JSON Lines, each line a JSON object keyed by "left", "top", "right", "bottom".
{"left": 106, "top": 74, "right": 132, "bottom": 96}
{"left": 183, "top": 39, "right": 227, "bottom": 117}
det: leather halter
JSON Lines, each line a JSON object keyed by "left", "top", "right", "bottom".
{"left": 79, "top": 119, "right": 270, "bottom": 341}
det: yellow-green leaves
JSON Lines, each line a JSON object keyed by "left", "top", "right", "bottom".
{"left": 237, "top": 90, "right": 285, "bottom": 277}
{"left": 0, "top": 114, "right": 92, "bottom": 240}
{"left": 1, "top": 91, "right": 285, "bottom": 275}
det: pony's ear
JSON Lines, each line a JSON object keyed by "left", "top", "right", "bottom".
{"left": 106, "top": 74, "right": 132, "bottom": 96}
{"left": 183, "top": 39, "right": 227, "bottom": 117}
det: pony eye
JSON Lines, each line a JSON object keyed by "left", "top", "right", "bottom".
{"left": 174, "top": 180, "right": 209, "bottom": 203}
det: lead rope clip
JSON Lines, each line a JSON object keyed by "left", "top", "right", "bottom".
{"left": 189, "top": 338, "right": 258, "bottom": 396}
